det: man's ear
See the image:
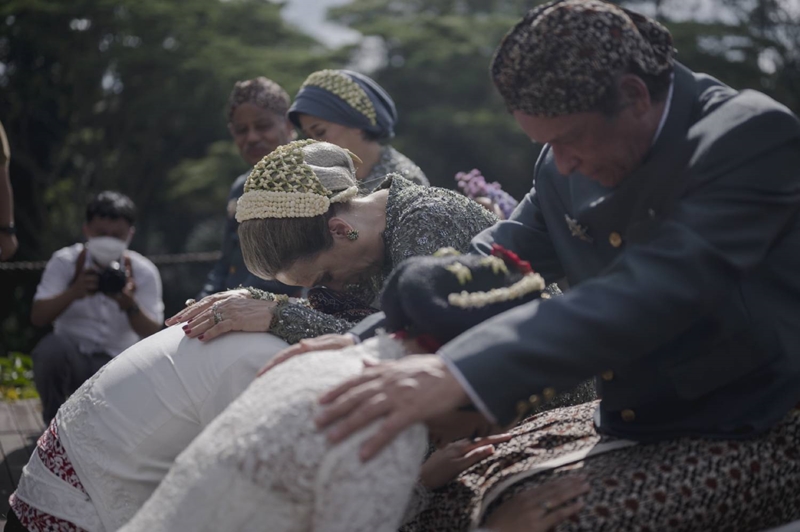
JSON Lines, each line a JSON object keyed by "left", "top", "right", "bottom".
{"left": 618, "top": 74, "right": 651, "bottom": 116}
{"left": 328, "top": 217, "right": 354, "bottom": 240}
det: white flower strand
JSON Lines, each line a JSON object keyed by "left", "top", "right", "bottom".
{"left": 236, "top": 190, "right": 331, "bottom": 222}
{"left": 448, "top": 272, "right": 546, "bottom": 309}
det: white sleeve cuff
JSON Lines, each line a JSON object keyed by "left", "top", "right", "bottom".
{"left": 439, "top": 354, "right": 498, "bottom": 425}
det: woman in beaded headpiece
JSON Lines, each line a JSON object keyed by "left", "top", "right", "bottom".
{"left": 287, "top": 69, "right": 429, "bottom": 192}
{"left": 121, "top": 249, "right": 589, "bottom": 532}
{"left": 168, "top": 139, "right": 495, "bottom": 346}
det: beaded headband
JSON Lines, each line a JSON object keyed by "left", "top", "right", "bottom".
{"left": 236, "top": 140, "right": 360, "bottom": 222}
{"left": 301, "top": 70, "right": 378, "bottom": 126}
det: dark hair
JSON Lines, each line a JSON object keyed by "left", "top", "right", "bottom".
{"left": 594, "top": 61, "right": 673, "bottom": 116}
{"left": 227, "top": 77, "right": 291, "bottom": 121}
{"left": 86, "top": 191, "right": 137, "bottom": 225}
{"left": 361, "top": 129, "right": 382, "bottom": 143}
{"left": 238, "top": 203, "right": 348, "bottom": 280}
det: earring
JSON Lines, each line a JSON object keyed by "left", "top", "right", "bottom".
{"left": 346, "top": 229, "right": 359, "bottom": 241}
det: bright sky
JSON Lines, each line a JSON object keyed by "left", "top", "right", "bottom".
{"left": 279, "top": 0, "right": 361, "bottom": 48}
{"left": 278, "top": 0, "right": 798, "bottom": 74}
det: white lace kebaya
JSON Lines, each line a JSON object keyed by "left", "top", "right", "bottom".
{"left": 121, "top": 336, "right": 429, "bottom": 532}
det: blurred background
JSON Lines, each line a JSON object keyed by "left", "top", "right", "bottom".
{"left": 1, "top": 0, "right": 798, "bottom": 361}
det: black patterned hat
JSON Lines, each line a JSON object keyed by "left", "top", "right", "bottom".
{"left": 381, "top": 245, "right": 546, "bottom": 346}
{"left": 491, "top": 0, "right": 676, "bottom": 116}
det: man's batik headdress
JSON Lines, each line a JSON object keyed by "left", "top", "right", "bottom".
{"left": 491, "top": 0, "right": 676, "bottom": 116}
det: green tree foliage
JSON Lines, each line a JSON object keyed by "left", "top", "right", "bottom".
{"left": 0, "top": 0, "right": 797, "bottom": 356}
{"left": 330, "top": 0, "right": 799, "bottom": 201}
{"left": 0, "top": 0, "right": 342, "bottom": 352}
{"left": 331, "top": 0, "right": 541, "bottom": 199}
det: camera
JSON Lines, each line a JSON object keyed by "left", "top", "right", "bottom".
{"left": 97, "top": 261, "right": 128, "bottom": 294}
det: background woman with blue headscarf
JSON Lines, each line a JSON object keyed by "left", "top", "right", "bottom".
{"left": 289, "top": 69, "right": 429, "bottom": 192}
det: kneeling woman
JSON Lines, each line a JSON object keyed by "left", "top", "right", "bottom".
{"left": 169, "top": 139, "right": 497, "bottom": 345}
{"left": 122, "top": 251, "right": 589, "bottom": 532}
{"left": 6, "top": 327, "right": 290, "bottom": 531}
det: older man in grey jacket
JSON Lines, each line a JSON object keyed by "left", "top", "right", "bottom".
{"left": 314, "top": 1, "right": 800, "bottom": 528}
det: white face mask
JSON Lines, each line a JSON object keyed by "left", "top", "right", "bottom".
{"left": 85, "top": 236, "right": 128, "bottom": 267}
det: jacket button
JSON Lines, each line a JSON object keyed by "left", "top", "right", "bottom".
{"left": 621, "top": 409, "right": 636, "bottom": 422}
{"left": 601, "top": 370, "right": 614, "bottom": 381}
{"left": 609, "top": 232, "right": 623, "bottom": 248}
{"left": 543, "top": 387, "right": 556, "bottom": 401}
{"left": 229, "top": 265, "right": 237, "bottom": 274}
{"left": 528, "top": 394, "right": 541, "bottom": 406}
{"left": 516, "top": 400, "right": 529, "bottom": 416}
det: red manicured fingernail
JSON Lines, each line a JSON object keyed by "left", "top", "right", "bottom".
{"left": 185, "top": 329, "right": 191, "bottom": 334}
{"left": 198, "top": 335, "right": 204, "bottom": 340}
{"left": 188, "top": 318, "right": 193, "bottom": 324}
{"left": 182, "top": 325, "right": 188, "bottom": 330}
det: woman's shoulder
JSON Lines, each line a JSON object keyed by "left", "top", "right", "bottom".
{"left": 370, "top": 145, "right": 428, "bottom": 187}
{"left": 382, "top": 177, "right": 498, "bottom": 265}
{"left": 385, "top": 175, "right": 497, "bottom": 225}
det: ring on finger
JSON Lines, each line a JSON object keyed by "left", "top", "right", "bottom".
{"left": 212, "top": 303, "right": 223, "bottom": 325}
{"left": 184, "top": 298, "right": 196, "bottom": 308}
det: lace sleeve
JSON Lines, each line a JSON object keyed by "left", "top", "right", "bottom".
{"left": 268, "top": 301, "right": 356, "bottom": 345}
{"left": 312, "top": 423, "right": 428, "bottom": 532}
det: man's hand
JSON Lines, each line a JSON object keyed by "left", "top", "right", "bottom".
{"left": 69, "top": 249, "right": 98, "bottom": 299}
{"left": 420, "top": 434, "right": 513, "bottom": 490}
{"left": 258, "top": 333, "right": 356, "bottom": 376}
{"left": 483, "top": 476, "right": 589, "bottom": 532}
{"left": 112, "top": 255, "right": 137, "bottom": 311}
{"left": 316, "top": 354, "right": 469, "bottom": 461}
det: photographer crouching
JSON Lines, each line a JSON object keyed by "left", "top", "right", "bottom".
{"left": 30, "top": 191, "right": 163, "bottom": 424}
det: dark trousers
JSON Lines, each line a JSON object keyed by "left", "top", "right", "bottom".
{"left": 4, "top": 508, "right": 29, "bottom": 532}
{"left": 31, "top": 332, "right": 112, "bottom": 425}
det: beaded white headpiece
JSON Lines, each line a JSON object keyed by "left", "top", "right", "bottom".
{"left": 302, "top": 70, "right": 378, "bottom": 126}
{"left": 236, "top": 140, "right": 360, "bottom": 222}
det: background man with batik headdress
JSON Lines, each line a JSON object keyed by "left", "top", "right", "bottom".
{"left": 315, "top": 1, "right": 800, "bottom": 528}
{"left": 198, "top": 77, "right": 300, "bottom": 299}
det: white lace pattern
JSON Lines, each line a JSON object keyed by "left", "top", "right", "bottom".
{"left": 121, "top": 336, "right": 429, "bottom": 532}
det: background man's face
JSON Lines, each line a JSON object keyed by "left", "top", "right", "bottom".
{"left": 230, "top": 103, "right": 294, "bottom": 166}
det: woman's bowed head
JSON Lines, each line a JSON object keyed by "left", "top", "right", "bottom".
{"left": 165, "top": 139, "right": 382, "bottom": 340}
{"left": 236, "top": 139, "right": 386, "bottom": 295}
{"left": 317, "top": 245, "right": 546, "bottom": 456}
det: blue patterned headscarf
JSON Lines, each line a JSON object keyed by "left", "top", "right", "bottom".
{"left": 288, "top": 70, "right": 398, "bottom": 141}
